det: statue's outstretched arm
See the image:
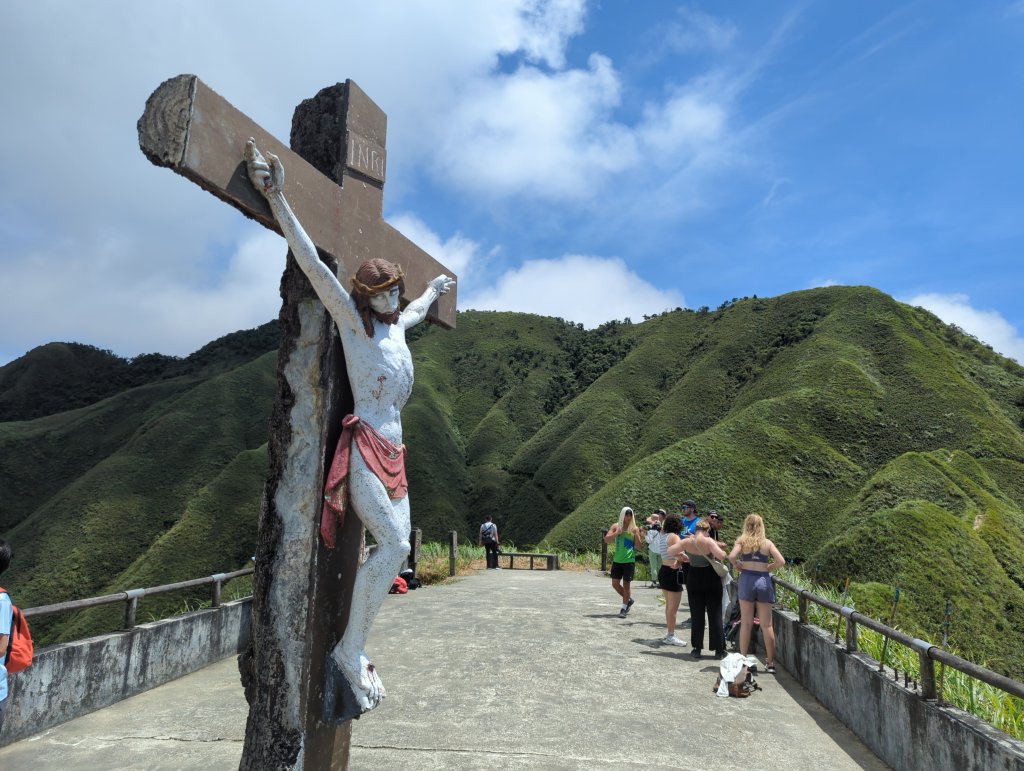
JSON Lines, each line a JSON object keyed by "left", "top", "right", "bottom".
{"left": 245, "top": 139, "right": 356, "bottom": 325}
{"left": 400, "top": 274, "right": 455, "bottom": 329}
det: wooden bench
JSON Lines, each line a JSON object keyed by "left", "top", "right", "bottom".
{"left": 497, "top": 551, "right": 559, "bottom": 570}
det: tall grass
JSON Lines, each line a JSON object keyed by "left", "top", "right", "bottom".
{"left": 774, "top": 566, "right": 1024, "bottom": 741}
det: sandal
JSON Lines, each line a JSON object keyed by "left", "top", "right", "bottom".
{"left": 765, "top": 664, "right": 776, "bottom": 674}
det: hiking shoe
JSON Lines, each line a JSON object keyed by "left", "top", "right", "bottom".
{"left": 626, "top": 598, "right": 635, "bottom": 611}
{"left": 662, "top": 635, "right": 686, "bottom": 646}
{"left": 618, "top": 608, "right": 628, "bottom": 618}
{"left": 691, "top": 648, "right": 701, "bottom": 660}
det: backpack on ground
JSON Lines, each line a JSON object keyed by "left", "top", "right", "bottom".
{"left": 0, "top": 587, "right": 33, "bottom": 673}
{"left": 713, "top": 652, "right": 760, "bottom": 698}
{"left": 399, "top": 568, "right": 421, "bottom": 590}
{"left": 389, "top": 576, "right": 408, "bottom": 594}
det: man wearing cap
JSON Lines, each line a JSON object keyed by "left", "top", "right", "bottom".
{"left": 678, "top": 500, "right": 700, "bottom": 587}
{"left": 681, "top": 500, "right": 699, "bottom": 536}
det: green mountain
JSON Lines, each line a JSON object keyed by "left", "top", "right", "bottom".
{"left": 2, "top": 287, "right": 1023, "bottom": 676}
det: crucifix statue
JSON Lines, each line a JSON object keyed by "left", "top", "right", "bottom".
{"left": 139, "top": 75, "right": 456, "bottom": 769}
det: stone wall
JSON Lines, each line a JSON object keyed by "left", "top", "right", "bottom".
{"left": 774, "top": 608, "right": 1024, "bottom": 771}
{"left": 1, "top": 598, "right": 251, "bottom": 746}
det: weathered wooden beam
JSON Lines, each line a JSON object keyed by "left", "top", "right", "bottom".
{"left": 138, "top": 74, "right": 456, "bottom": 328}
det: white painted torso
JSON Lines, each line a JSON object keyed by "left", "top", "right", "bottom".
{"left": 334, "top": 304, "right": 414, "bottom": 446}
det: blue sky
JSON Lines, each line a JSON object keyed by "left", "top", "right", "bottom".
{"left": 2, "top": 1, "right": 1023, "bottom": 365}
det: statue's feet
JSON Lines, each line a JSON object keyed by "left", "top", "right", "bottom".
{"left": 343, "top": 650, "right": 386, "bottom": 711}
{"left": 323, "top": 649, "right": 385, "bottom": 723}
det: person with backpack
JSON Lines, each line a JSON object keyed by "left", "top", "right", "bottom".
{"left": 479, "top": 515, "right": 500, "bottom": 569}
{"left": 0, "top": 540, "right": 17, "bottom": 731}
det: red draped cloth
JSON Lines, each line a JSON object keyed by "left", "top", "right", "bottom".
{"left": 320, "top": 414, "right": 408, "bottom": 548}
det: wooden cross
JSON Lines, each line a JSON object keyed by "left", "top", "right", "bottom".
{"left": 139, "top": 75, "right": 456, "bottom": 327}
{"left": 139, "top": 75, "right": 456, "bottom": 770}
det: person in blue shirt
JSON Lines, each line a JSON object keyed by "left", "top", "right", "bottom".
{"left": 0, "top": 539, "right": 14, "bottom": 732}
{"left": 678, "top": 500, "right": 700, "bottom": 585}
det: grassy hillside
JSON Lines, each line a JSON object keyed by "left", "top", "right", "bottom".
{"left": 2, "top": 353, "right": 276, "bottom": 644}
{"left": 2, "top": 286, "right": 1023, "bottom": 675}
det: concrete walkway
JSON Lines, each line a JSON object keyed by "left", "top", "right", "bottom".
{"left": 0, "top": 569, "right": 888, "bottom": 770}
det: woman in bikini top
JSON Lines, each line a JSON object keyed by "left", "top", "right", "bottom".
{"left": 737, "top": 550, "right": 771, "bottom": 570}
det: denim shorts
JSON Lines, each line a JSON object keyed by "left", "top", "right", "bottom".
{"left": 738, "top": 570, "right": 775, "bottom": 603}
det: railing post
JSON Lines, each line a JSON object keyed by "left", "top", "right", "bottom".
{"left": 600, "top": 529, "right": 608, "bottom": 571}
{"left": 913, "top": 638, "right": 938, "bottom": 699}
{"left": 449, "top": 530, "right": 457, "bottom": 577}
{"left": 409, "top": 527, "right": 422, "bottom": 576}
{"left": 124, "top": 588, "right": 145, "bottom": 629}
{"left": 211, "top": 573, "right": 227, "bottom": 608}
{"left": 798, "top": 593, "right": 809, "bottom": 624}
{"left": 846, "top": 614, "right": 858, "bottom": 652}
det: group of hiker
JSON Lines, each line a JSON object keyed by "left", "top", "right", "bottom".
{"left": 604, "top": 502, "right": 785, "bottom": 674}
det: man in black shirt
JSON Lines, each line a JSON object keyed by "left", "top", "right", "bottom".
{"left": 707, "top": 510, "right": 724, "bottom": 541}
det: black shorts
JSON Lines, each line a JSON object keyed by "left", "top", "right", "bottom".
{"left": 658, "top": 564, "right": 684, "bottom": 592}
{"left": 610, "top": 561, "right": 635, "bottom": 582}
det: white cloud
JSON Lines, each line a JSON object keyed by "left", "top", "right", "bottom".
{"left": 0, "top": 226, "right": 284, "bottom": 361}
{"left": 0, "top": 1, "right": 737, "bottom": 364}
{"left": 434, "top": 53, "right": 636, "bottom": 200}
{"left": 906, "top": 293, "right": 1024, "bottom": 364}
{"left": 664, "top": 7, "right": 739, "bottom": 53}
{"left": 464, "top": 254, "right": 685, "bottom": 327}
{"left": 637, "top": 86, "right": 728, "bottom": 156}
{"left": 388, "top": 214, "right": 489, "bottom": 287}
{"left": 510, "top": 0, "right": 587, "bottom": 68}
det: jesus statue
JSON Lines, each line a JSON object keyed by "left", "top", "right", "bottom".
{"left": 245, "top": 139, "right": 455, "bottom": 714}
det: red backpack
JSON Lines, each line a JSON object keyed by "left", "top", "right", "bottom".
{"left": 0, "top": 588, "right": 33, "bottom": 673}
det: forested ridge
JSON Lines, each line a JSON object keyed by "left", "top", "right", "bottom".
{"left": 2, "top": 286, "right": 1023, "bottom": 677}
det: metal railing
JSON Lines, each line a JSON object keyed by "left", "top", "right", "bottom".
{"left": 24, "top": 566, "right": 255, "bottom": 630}
{"left": 773, "top": 575, "right": 1024, "bottom": 702}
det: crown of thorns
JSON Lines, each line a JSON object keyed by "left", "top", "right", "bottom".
{"left": 351, "top": 266, "right": 404, "bottom": 296}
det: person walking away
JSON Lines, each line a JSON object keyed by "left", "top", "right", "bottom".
{"left": 605, "top": 507, "right": 641, "bottom": 617}
{"left": 727, "top": 514, "right": 786, "bottom": 674}
{"left": 479, "top": 516, "right": 500, "bottom": 569}
{"left": 0, "top": 540, "right": 14, "bottom": 732}
{"left": 653, "top": 513, "right": 686, "bottom": 646}
{"left": 645, "top": 510, "right": 665, "bottom": 587}
{"left": 671, "top": 519, "right": 728, "bottom": 659}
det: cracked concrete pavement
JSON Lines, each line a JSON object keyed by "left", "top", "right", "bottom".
{"left": 0, "top": 569, "right": 889, "bottom": 770}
